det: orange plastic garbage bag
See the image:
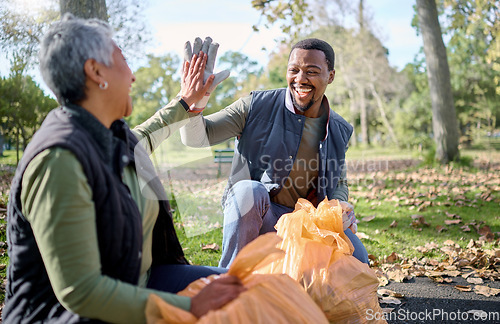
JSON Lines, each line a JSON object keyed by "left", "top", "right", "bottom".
{"left": 256, "top": 198, "right": 386, "bottom": 324}
{"left": 146, "top": 233, "right": 329, "bottom": 324}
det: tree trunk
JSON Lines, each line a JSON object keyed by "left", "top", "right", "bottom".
{"left": 60, "top": 0, "right": 108, "bottom": 21}
{"left": 359, "top": 85, "right": 369, "bottom": 146}
{"left": 416, "top": 0, "right": 459, "bottom": 163}
{"left": 369, "top": 83, "right": 399, "bottom": 147}
{"left": 0, "top": 133, "right": 3, "bottom": 156}
{"left": 357, "top": 0, "right": 369, "bottom": 146}
{"left": 347, "top": 89, "right": 358, "bottom": 147}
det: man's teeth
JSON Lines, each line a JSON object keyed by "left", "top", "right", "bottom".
{"left": 296, "top": 88, "right": 312, "bottom": 93}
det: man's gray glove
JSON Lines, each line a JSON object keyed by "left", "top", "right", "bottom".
{"left": 183, "top": 37, "right": 230, "bottom": 112}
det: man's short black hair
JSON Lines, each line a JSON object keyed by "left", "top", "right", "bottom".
{"left": 290, "top": 38, "right": 335, "bottom": 71}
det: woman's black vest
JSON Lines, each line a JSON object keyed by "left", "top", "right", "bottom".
{"left": 4, "top": 106, "right": 187, "bottom": 323}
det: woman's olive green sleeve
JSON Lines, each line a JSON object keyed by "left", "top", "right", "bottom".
{"left": 132, "top": 99, "right": 191, "bottom": 154}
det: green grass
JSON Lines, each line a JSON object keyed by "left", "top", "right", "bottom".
{"left": 0, "top": 166, "right": 13, "bottom": 304}
{"left": 0, "top": 149, "right": 21, "bottom": 167}
{"left": 148, "top": 135, "right": 233, "bottom": 170}
{"left": 172, "top": 153, "right": 500, "bottom": 267}
{"left": 346, "top": 146, "right": 418, "bottom": 161}
{"left": 349, "top": 165, "right": 500, "bottom": 261}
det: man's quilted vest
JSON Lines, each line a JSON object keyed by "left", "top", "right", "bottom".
{"left": 224, "top": 88, "right": 353, "bottom": 204}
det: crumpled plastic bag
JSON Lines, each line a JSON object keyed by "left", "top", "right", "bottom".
{"left": 256, "top": 198, "right": 386, "bottom": 324}
{"left": 146, "top": 233, "right": 328, "bottom": 324}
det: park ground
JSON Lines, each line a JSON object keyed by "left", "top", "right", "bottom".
{"left": 0, "top": 145, "right": 499, "bottom": 321}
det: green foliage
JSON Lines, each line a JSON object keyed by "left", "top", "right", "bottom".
{"left": 126, "top": 54, "right": 180, "bottom": 127}
{"left": 443, "top": 0, "right": 500, "bottom": 96}
{"left": 421, "top": 144, "right": 474, "bottom": 168}
{"left": 0, "top": 73, "right": 57, "bottom": 160}
{"left": 445, "top": 26, "right": 499, "bottom": 142}
{"left": 264, "top": 48, "right": 289, "bottom": 89}
{"left": 251, "top": 0, "right": 313, "bottom": 41}
{"left": 0, "top": 0, "right": 151, "bottom": 71}
{"left": 393, "top": 63, "right": 433, "bottom": 150}
{"left": 205, "top": 51, "right": 263, "bottom": 115}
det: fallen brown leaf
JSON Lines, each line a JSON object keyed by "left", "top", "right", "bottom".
{"left": 467, "top": 277, "right": 484, "bottom": 285}
{"left": 443, "top": 270, "right": 461, "bottom": 277}
{"left": 455, "top": 285, "right": 472, "bottom": 292}
{"left": 461, "top": 225, "right": 472, "bottom": 232}
{"left": 377, "top": 288, "right": 405, "bottom": 298}
{"left": 411, "top": 214, "right": 430, "bottom": 227}
{"left": 379, "top": 296, "right": 402, "bottom": 305}
{"left": 387, "top": 269, "right": 407, "bottom": 282}
{"left": 356, "top": 232, "right": 370, "bottom": 240}
{"left": 385, "top": 252, "right": 399, "bottom": 263}
{"left": 474, "top": 285, "right": 500, "bottom": 297}
{"left": 378, "top": 276, "right": 389, "bottom": 287}
{"left": 430, "top": 276, "right": 445, "bottom": 283}
{"left": 362, "top": 215, "right": 376, "bottom": 222}
{"left": 466, "top": 239, "right": 476, "bottom": 249}
{"left": 201, "top": 243, "right": 220, "bottom": 251}
{"left": 444, "top": 219, "right": 462, "bottom": 225}
{"left": 445, "top": 211, "right": 460, "bottom": 218}
{"left": 443, "top": 240, "right": 456, "bottom": 246}
{"left": 461, "top": 271, "right": 475, "bottom": 279}
{"left": 415, "top": 246, "right": 428, "bottom": 253}
{"left": 436, "top": 225, "right": 447, "bottom": 233}
{"left": 478, "top": 225, "right": 493, "bottom": 236}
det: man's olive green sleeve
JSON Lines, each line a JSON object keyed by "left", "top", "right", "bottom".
{"left": 180, "top": 95, "right": 251, "bottom": 147}
{"left": 331, "top": 166, "right": 349, "bottom": 201}
{"left": 22, "top": 148, "right": 191, "bottom": 323}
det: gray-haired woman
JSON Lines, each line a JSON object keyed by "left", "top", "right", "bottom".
{"left": 4, "top": 13, "right": 244, "bottom": 323}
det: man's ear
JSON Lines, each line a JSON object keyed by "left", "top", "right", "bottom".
{"left": 328, "top": 69, "right": 335, "bottom": 84}
{"left": 83, "top": 58, "right": 104, "bottom": 86}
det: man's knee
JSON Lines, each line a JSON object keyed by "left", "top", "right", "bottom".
{"left": 223, "top": 180, "right": 269, "bottom": 226}
{"left": 230, "top": 180, "right": 268, "bottom": 199}
{"left": 225, "top": 180, "right": 268, "bottom": 210}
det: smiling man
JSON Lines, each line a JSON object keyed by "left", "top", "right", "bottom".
{"left": 181, "top": 38, "right": 368, "bottom": 267}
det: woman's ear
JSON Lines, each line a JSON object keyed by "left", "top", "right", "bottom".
{"left": 83, "top": 58, "right": 103, "bottom": 86}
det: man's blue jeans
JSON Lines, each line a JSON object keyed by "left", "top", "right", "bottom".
{"left": 219, "top": 180, "right": 369, "bottom": 268}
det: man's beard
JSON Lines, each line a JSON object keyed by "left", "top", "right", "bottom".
{"left": 291, "top": 93, "right": 316, "bottom": 113}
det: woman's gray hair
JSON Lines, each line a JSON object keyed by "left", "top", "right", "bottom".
{"left": 39, "top": 13, "right": 114, "bottom": 104}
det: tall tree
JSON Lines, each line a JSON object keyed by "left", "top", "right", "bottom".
{"left": 0, "top": 0, "right": 150, "bottom": 72}
{"left": 416, "top": 0, "right": 459, "bottom": 163}
{"left": 441, "top": 0, "right": 499, "bottom": 142}
{"left": 60, "top": 0, "right": 107, "bottom": 20}
{"left": 0, "top": 72, "right": 57, "bottom": 162}
{"left": 357, "top": 0, "right": 369, "bottom": 145}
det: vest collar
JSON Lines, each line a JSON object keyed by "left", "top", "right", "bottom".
{"left": 63, "top": 103, "right": 113, "bottom": 164}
